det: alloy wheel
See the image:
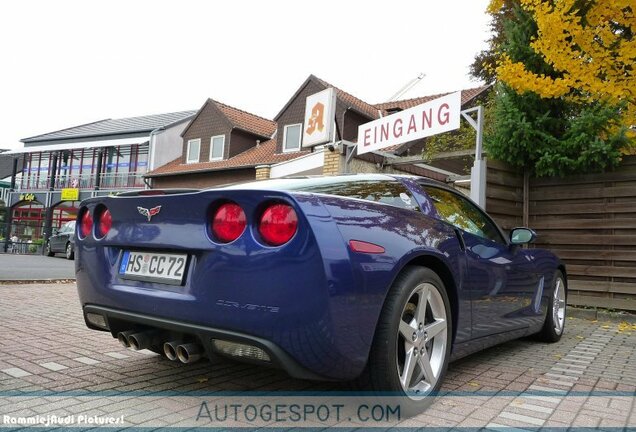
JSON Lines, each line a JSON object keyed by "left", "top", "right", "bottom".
{"left": 553, "top": 277, "right": 566, "bottom": 335}
{"left": 396, "top": 282, "right": 448, "bottom": 400}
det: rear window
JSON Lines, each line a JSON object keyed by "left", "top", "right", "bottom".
{"left": 291, "top": 180, "right": 420, "bottom": 211}
{"left": 222, "top": 176, "right": 420, "bottom": 211}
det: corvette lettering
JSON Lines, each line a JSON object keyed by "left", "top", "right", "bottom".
{"left": 216, "top": 300, "right": 280, "bottom": 313}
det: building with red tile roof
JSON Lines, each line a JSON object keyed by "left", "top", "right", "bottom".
{"left": 145, "top": 75, "right": 492, "bottom": 189}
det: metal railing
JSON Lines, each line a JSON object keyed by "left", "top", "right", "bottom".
{"left": 3, "top": 241, "right": 43, "bottom": 255}
{"left": 16, "top": 172, "right": 146, "bottom": 191}
{"left": 1, "top": 221, "right": 46, "bottom": 254}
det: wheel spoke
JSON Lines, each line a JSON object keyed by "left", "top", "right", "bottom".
{"left": 417, "top": 350, "right": 436, "bottom": 384}
{"left": 414, "top": 285, "right": 429, "bottom": 325}
{"left": 423, "top": 319, "right": 446, "bottom": 340}
{"left": 399, "top": 319, "right": 416, "bottom": 341}
{"left": 400, "top": 346, "right": 417, "bottom": 389}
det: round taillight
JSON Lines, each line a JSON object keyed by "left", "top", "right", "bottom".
{"left": 97, "top": 208, "right": 112, "bottom": 238}
{"left": 80, "top": 210, "right": 93, "bottom": 238}
{"left": 212, "top": 202, "right": 246, "bottom": 243}
{"left": 258, "top": 203, "right": 298, "bottom": 246}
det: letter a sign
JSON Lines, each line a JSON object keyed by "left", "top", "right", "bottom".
{"left": 357, "top": 92, "right": 461, "bottom": 155}
{"left": 303, "top": 88, "right": 337, "bottom": 148}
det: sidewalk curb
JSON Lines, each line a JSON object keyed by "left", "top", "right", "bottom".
{"left": 0, "top": 279, "right": 76, "bottom": 285}
{"left": 568, "top": 306, "right": 636, "bottom": 324}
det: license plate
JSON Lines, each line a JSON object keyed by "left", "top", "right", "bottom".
{"left": 119, "top": 251, "right": 187, "bottom": 285}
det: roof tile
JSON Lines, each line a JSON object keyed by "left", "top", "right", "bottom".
{"left": 374, "top": 85, "right": 491, "bottom": 112}
{"left": 213, "top": 100, "right": 276, "bottom": 138}
{"left": 22, "top": 111, "right": 197, "bottom": 143}
{"left": 312, "top": 76, "right": 380, "bottom": 119}
{"left": 146, "top": 139, "right": 308, "bottom": 177}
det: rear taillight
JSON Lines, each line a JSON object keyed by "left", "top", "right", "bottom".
{"left": 258, "top": 203, "right": 298, "bottom": 246}
{"left": 96, "top": 208, "right": 112, "bottom": 238}
{"left": 80, "top": 210, "right": 93, "bottom": 238}
{"left": 212, "top": 202, "right": 246, "bottom": 243}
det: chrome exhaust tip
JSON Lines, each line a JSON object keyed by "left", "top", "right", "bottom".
{"left": 176, "top": 343, "right": 202, "bottom": 364}
{"left": 127, "top": 330, "right": 158, "bottom": 351}
{"left": 163, "top": 341, "right": 181, "bottom": 361}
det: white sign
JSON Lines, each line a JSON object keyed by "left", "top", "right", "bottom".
{"left": 303, "top": 88, "right": 337, "bottom": 147}
{"left": 357, "top": 92, "right": 461, "bottom": 155}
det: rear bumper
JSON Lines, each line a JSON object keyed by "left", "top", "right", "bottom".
{"left": 84, "top": 304, "right": 330, "bottom": 381}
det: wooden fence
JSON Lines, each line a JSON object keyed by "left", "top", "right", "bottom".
{"left": 486, "top": 159, "right": 524, "bottom": 232}
{"left": 485, "top": 156, "right": 636, "bottom": 311}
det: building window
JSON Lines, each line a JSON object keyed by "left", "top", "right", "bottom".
{"left": 210, "top": 135, "right": 225, "bottom": 161}
{"left": 186, "top": 139, "right": 201, "bottom": 163}
{"left": 283, "top": 124, "right": 302, "bottom": 152}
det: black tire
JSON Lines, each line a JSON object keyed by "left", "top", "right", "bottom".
{"left": 537, "top": 270, "right": 567, "bottom": 342}
{"left": 65, "top": 242, "right": 74, "bottom": 260}
{"left": 358, "top": 266, "right": 452, "bottom": 415}
{"left": 45, "top": 242, "right": 54, "bottom": 257}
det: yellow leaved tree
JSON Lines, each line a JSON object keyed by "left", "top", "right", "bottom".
{"left": 495, "top": 0, "right": 635, "bottom": 129}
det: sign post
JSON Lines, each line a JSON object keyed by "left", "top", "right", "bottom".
{"left": 461, "top": 106, "right": 486, "bottom": 208}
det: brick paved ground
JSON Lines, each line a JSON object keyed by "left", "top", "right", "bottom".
{"left": 0, "top": 283, "right": 634, "bottom": 430}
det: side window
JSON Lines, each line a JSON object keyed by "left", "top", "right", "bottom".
{"left": 283, "top": 124, "right": 302, "bottom": 152}
{"left": 186, "top": 139, "right": 201, "bottom": 163}
{"left": 210, "top": 135, "right": 225, "bottom": 161}
{"left": 424, "top": 186, "right": 505, "bottom": 244}
{"left": 297, "top": 180, "right": 420, "bottom": 211}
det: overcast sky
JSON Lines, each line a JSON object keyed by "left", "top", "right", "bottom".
{"left": 0, "top": 0, "right": 491, "bottom": 150}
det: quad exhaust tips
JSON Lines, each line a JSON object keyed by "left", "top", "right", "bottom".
{"left": 119, "top": 332, "right": 203, "bottom": 363}
{"left": 117, "top": 330, "right": 159, "bottom": 351}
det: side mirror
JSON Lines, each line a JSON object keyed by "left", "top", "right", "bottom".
{"left": 510, "top": 227, "right": 536, "bottom": 245}
{"left": 52, "top": 229, "right": 59, "bottom": 235}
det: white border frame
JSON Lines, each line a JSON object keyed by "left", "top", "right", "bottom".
{"left": 209, "top": 135, "right": 225, "bottom": 161}
{"left": 283, "top": 123, "right": 302, "bottom": 153}
{"left": 186, "top": 138, "right": 201, "bottom": 163}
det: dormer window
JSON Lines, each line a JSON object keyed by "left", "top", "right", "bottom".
{"left": 283, "top": 123, "right": 302, "bottom": 153}
{"left": 186, "top": 139, "right": 200, "bottom": 163}
{"left": 210, "top": 135, "right": 225, "bottom": 161}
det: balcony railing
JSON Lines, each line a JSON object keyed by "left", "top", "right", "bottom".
{"left": 17, "top": 172, "right": 146, "bottom": 191}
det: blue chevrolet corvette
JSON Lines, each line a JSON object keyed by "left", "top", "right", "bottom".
{"left": 76, "top": 174, "right": 566, "bottom": 411}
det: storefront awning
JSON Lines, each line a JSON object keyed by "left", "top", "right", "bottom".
{"left": 1, "top": 137, "right": 150, "bottom": 155}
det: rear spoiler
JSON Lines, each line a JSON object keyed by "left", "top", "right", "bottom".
{"left": 116, "top": 188, "right": 200, "bottom": 197}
